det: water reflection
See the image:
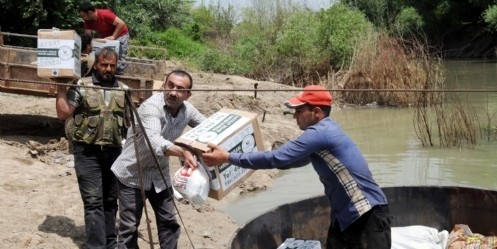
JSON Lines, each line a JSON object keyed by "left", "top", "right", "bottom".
{"left": 222, "top": 60, "right": 497, "bottom": 226}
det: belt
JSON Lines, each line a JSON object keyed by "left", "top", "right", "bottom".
{"left": 74, "top": 142, "right": 121, "bottom": 151}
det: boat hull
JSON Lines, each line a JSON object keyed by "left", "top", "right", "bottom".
{"left": 228, "top": 186, "right": 497, "bottom": 249}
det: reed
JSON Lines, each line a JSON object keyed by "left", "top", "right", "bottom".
{"left": 328, "top": 30, "right": 481, "bottom": 148}
{"left": 334, "top": 31, "right": 444, "bottom": 107}
{"left": 414, "top": 94, "right": 480, "bottom": 148}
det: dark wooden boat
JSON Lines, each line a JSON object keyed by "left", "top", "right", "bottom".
{"left": 228, "top": 186, "right": 497, "bottom": 249}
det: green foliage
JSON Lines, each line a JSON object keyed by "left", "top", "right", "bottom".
{"left": 230, "top": 31, "right": 273, "bottom": 76}
{"left": 117, "top": 0, "right": 193, "bottom": 37}
{"left": 433, "top": 1, "right": 450, "bottom": 21}
{"left": 273, "top": 10, "right": 328, "bottom": 83}
{"left": 275, "top": 11, "right": 320, "bottom": 58}
{"left": 184, "top": 2, "right": 374, "bottom": 83}
{"left": 146, "top": 28, "right": 207, "bottom": 59}
{"left": 187, "top": 6, "right": 216, "bottom": 41}
{"left": 187, "top": 3, "right": 237, "bottom": 41}
{"left": 318, "top": 3, "right": 373, "bottom": 67}
{"left": 483, "top": 5, "right": 497, "bottom": 31}
{"left": 343, "top": 0, "right": 402, "bottom": 29}
{"left": 394, "top": 7, "right": 425, "bottom": 35}
{"left": 0, "top": 0, "right": 80, "bottom": 46}
{"left": 197, "top": 48, "right": 252, "bottom": 75}
{"left": 211, "top": 3, "right": 237, "bottom": 39}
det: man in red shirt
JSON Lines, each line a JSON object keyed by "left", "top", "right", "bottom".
{"left": 79, "top": 2, "right": 129, "bottom": 75}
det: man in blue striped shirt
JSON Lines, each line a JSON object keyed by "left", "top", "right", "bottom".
{"left": 111, "top": 70, "right": 206, "bottom": 249}
{"left": 202, "top": 85, "right": 391, "bottom": 249}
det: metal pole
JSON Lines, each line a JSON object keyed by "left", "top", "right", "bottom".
{"left": 254, "top": 82, "right": 258, "bottom": 99}
{"left": 0, "top": 27, "right": 3, "bottom": 46}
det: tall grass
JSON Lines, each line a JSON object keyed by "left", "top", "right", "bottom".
{"left": 414, "top": 94, "right": 480, "bottom": 148}
{"left": 337, "top": 31, "right": 444, "bottom": 107}
{"left": 329, "top": 30, "right": 480, "bottom": 148}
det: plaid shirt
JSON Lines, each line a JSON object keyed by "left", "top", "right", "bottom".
{"left": 111, "top": 93, "right": 205, "bottom": 193}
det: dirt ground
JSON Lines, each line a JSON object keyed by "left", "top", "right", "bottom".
{"left": 0, "top": 71, "right": 303, "bottom": 249}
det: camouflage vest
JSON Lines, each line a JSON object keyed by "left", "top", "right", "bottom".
{"left": 72, "top": 77, "right": 129, "bottom": 146}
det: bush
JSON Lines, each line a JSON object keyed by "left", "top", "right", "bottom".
{"left": 394, "top": 7, "right": 425, "bottom": 35}
{"left": 117, "top": 0, "right": 192, "bottom": 36}
{"left": 148, "top": 28, "right": 206, "bottom": 59}
{"left": 197, "top": 49, "right": 251, "bottom": 75}
{"left": 483, "top": 5, "right": 497, "bottom": 31}
{"left": 274, "top": 10, "right": 329, "bottom": 85}
{"left": 128, "top": 28, "right": 206, "bottom": 62}
{"left": 317, "top": 3, "right": 373, "bottom": 67}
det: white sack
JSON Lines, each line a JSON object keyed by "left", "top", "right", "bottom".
{"left": 392, "top": 225, "right": 449, "bottom": 249}
{"left": 172, "top": 164, "right": 210, "bottom": 207}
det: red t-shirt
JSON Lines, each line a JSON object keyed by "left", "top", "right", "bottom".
{"left": 83, "top": 9, "right": 128, "bottom": 38}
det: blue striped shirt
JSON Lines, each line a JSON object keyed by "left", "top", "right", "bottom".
{"left": 228, "top": 117, "right": 388, "bottom": 231}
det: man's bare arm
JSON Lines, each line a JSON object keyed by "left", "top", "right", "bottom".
{"left": 55, "top": 85, "right": 76, "bottom": 120}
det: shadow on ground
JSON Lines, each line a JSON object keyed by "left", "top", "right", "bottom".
{"left": 38, "top": 215, "right": 85, "bottom": 248}
{"left": 0, "top": 114, "right": 65, "bottom": 143}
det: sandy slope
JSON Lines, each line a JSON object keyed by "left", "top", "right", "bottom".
{"left": 0, "top": 72, "right": 301, "bottom": 248}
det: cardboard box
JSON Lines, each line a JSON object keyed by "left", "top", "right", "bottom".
{"left": 277, "top": 238, "right": 322, "bottom": 249}
{"left": 92, "top": 39, "right": 120, "bottom": 55}
{"left": 37, "top": 29, "right": 81, "bottom": 78}
{"left": 175, "top": 108, "right": 265, "bottom": 200}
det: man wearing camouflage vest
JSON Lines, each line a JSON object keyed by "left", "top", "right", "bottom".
{"left": 55, "top": 47, "right": 130, "bottom": 249}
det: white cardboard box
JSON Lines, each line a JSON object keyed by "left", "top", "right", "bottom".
{"left": 175, "top": 108, "right": 265, "bottom": 200}
{"left": 92, "top": 39, "right": 120, "bottom": 55}
{"left": 277, "top": 238, "right": 322, "bottom": 249}
{"left": 37, "top": 29, "right": 81, "bottom": 78}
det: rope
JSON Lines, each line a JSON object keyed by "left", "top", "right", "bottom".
{"left": 3, "top": 76, "right": 497, "bottom": 93}
{"left": 3, "top": 31, "right": 497, "bottom": 93}
{"left": 1, "top": 31, "right": 36, "bottom": 38}
{"left": 0, "top": 31, "right": 165, "bottom": 51}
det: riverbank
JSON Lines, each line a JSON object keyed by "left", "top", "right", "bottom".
{"left": 0, "top": 71, "right": 302, "bottom": 248}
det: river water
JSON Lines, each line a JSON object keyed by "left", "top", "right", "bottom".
{"left": 221, "top": 60, "right": 497, "bottom": 225}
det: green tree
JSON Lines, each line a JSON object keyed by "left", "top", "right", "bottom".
{"left": 483, "top": 5, "right": 497, "bottom": 31}
{"left": 394, "top": 7, "right": 424, "bottom": 36}
{"left": 0, "top": 0, "right": 80, "bottom": 46}
{"left": 342, "top": 0, "right": 402, "bottom": 29}
{"left": 318, "top": 3, "right": 372, "bottom": 67}
{"left": 117, "top": 0, "right": 193, "bottom": 36}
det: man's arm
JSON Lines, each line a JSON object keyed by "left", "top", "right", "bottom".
{"left": 202, "top": 130, "right": 317, "bottom": 169}
{"left": 164, "top": 145, "right": 198, "bottom": 169}
{"left": 107, "top": 16, "right": 126, "bottom": 40}
{"left": 55, "top": 84, "right": 76, "bottom": 121}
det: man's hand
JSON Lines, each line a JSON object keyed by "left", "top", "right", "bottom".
{"left": 181, "top": 149, "right": 198, "bottom": 169}
{"left": 165, "top": 145, "right": 198, "bottom": 168}
{"left": 201, "top": 143, "right": 229, "bottom": 166}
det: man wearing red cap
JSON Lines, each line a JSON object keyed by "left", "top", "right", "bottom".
{"left": 202, "top": 85, "right": 391, "bottom": 249}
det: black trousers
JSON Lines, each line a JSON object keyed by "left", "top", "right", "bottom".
{"left": 326, "top": 205, "right": 392, "bottom": 249}
{"left": 73, "top": 143, "right": 121, "bottom": 249}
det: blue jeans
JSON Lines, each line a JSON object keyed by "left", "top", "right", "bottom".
{"left": 116, "top": 33, "right": 129, "bottom": 75}
{"left": 326, "top": 205, "right": 392, "bottom": 249}
{"left": 117, "top": 182, "right": 180, "bottom": 249}
{"left": 74, "top": 143, "right": 121, "bottom": 249}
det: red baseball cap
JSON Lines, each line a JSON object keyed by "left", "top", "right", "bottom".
{"left": 285, "top": 85, "right": 332, "bottom": 108}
